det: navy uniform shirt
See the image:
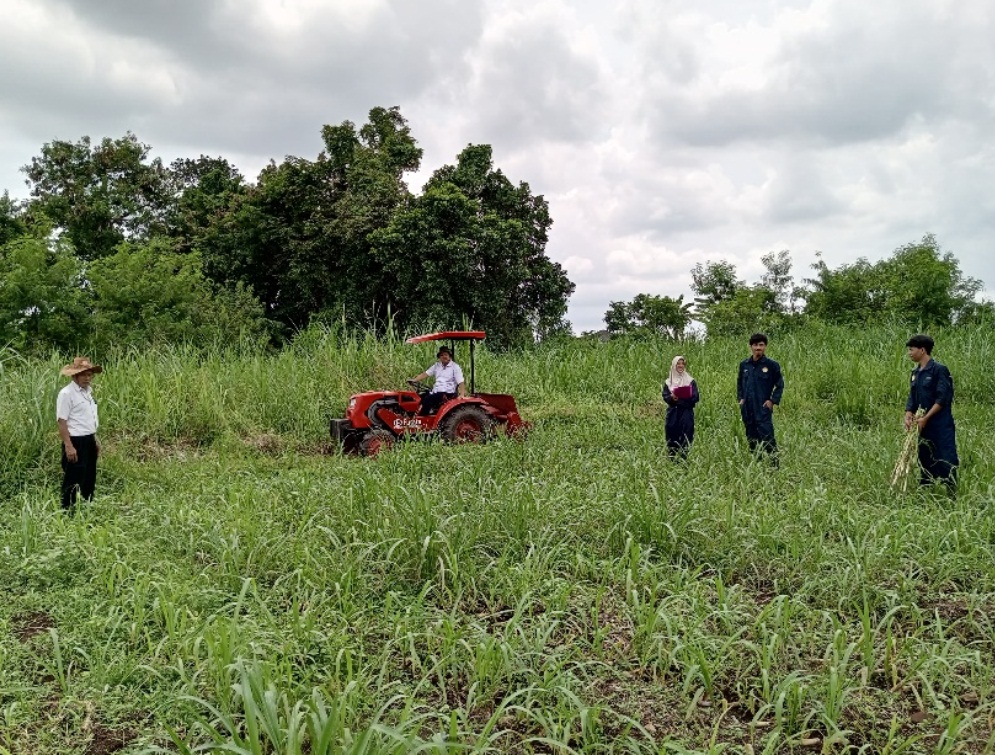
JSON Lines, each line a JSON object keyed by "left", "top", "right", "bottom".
{"left": 737, "top": 355, "right": 784, "bottom": 412}
{"left": 906, "top": 358, "right": 954, "bottom": 426}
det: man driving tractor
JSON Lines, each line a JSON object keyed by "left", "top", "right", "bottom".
{"left": 330, "top": 331, "right": 529, "bottom": 455}
{"left": 410, "top": 346, "right": 466, "bottom": 415}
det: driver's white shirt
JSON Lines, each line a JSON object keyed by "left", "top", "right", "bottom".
{"left": 426, "top": 361, "right": 464, "bottom": 394}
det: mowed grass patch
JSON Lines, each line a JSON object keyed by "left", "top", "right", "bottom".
{"left": 1, "top": 324, "right": 994, "bottom": 752}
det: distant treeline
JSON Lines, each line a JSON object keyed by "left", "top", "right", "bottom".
{"left": 1, "top": 106, "right": 989, "bottom": 356}
{"left": 0, "top": 106, "right": 574, "bottom": 355}
{"left": 600, "top": 239, "right": 991, "bottom": 339}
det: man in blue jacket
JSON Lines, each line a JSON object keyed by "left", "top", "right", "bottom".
{"left": 737, "top": 333, "right": 784, "bottom": 464}
{"left": 904, "top": 334, "right": 958, "bottom": 492}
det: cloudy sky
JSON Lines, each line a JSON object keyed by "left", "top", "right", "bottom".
{"left": 2, "top": 0, "right": 993, "bottom": 331}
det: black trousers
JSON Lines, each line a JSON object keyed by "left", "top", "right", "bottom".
{"left": 665, "top": 407, "right": 695, "bottom": 459}
{"left": 61, "top": 434, "right": 97, "bottom": 509}
{"left": 742, "top": 411, "right": 778, "bottom": 466}
{"left": 746, "top": 434, "right": 778, "bottom": 455}
{"left": 419, "top": 392, "right": 454, "bottom": 415}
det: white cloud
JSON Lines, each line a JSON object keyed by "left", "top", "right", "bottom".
{"left": 562, "top": 255, "right": 595, "bottom": 279}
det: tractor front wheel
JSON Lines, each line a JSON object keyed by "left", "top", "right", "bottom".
{"left": 440, "top": 405, "right": 494, "bottom": 444}
{"left": 360, "top": 430, "right": 395, "bottom": 457}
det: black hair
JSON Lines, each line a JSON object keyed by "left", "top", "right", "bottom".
{"left": 906, "top": 334, "right": 934, "bottom": 355}
{"left": 437, "top": 346, "right": 453, "bottom": 357}
{"left": 749, "top": 332, "right": 768, "bottom": 346}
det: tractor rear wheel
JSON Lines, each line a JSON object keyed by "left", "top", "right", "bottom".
{"left": 440, "top": 405, "right": 494, "bottom": 444}
{"left": 360, "top": 430, "right": 395, "bottom": 457}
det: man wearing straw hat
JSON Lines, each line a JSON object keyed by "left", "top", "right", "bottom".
{"left": 56, "top": 357, "right": 102, "bottom": 510}
{"left": 904, "top": 334, "right": 958, "bottom": 492}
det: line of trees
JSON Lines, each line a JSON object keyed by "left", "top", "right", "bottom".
{"left": 5, "top": 109, "right": 990, "bottom": 355}
{"left": 0, "top": 107, "right": 575, "bottom": 355}
{"left": 603, "top": 237, "right": 992, "bottom": 338}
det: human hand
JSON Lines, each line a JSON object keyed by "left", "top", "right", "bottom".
{"left": 65, "top": 442, "right": 78, "bottom": 463}
{"left": 738, "top": 399, "right": 744, "bottom": 406}
{"left": 763, "top": 400, "right": 773, "bottom": 410}
{"left": 916, "top": 417, "right": 928, "bottom": 432}
{"left": 95, "top": 439, "right": 101, "bottom": 456}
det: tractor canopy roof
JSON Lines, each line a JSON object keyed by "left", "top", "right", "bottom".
{"left": 405, "top": 330, "right": 486, "bottom": 344}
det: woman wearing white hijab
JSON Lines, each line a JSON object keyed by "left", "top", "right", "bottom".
{"left": 662, "top": 355, "right": 699, "bottom": 458}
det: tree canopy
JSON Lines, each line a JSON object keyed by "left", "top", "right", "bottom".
{"left": 371, "top": 144, "right": 574, "bottom": 349}
{"left": 3, "top": 112, "right": 989, "bottom": 352}
{"left": 603, "top": 293, "right": 692, "bottom": 339}
{"left": 604, "top": 235, "right": 987, "bottom": 340}
{"left": 804, "top": 235, "right": 982, "bottom": 328}
{"left": 24, "top": 134, "right": 170, "bottom": 260}
{"left": 1, "top": 107, "right": 575, "bottom": 355}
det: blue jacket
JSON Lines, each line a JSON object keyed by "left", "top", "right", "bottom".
{"left": 737, "top": 355, "right": 784, "bottom": 414}
{"left": 906, "top": 358, "right": 955, "bottom": 432}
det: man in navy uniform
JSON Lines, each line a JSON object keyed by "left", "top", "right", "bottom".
{"left": 737, "top": 333, "right": 784, "bottom": 464}
{"left": 904, "top": 334, "right": 958, "bottom": 492}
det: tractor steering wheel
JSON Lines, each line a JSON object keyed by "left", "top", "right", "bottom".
{"left": 407, "top": 379, "right": 427, "bottom": 393}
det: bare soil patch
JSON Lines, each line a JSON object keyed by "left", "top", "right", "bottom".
{"left": 11, "top": 610, "right": 54, "bottom": 642}
{"left": 86, "top": 723, "right": 135, "bottom": 755}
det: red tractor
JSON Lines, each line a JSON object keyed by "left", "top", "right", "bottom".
{"left": 329, "top": 331, "right": 530, "bottom": 456}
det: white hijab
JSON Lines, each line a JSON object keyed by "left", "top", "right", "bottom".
{"left": 665, "top": 355, "right": 693, "bottom": 389}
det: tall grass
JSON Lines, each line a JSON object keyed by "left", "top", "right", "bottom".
{"left": 1, "top": 323, "right": 994, "bottom": 752}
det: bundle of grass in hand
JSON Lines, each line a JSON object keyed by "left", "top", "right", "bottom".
{"left": 891, "top": 408, "right": 925, "bottom": 493}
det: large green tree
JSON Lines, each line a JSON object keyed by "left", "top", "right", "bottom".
{"left": 165, "top": 156, "right": 247, "bottom": 255}
{"left": 0, "top": 192, "right": 29, "bottom": 248}
{"left": 803, "top": 235, "right": 980, "bottom": 327}
{"left": 604, "top": 293, "right": 693, "bottom": 339}
{"left": 882, "top": 235, "right": 982, "bottom": 326}
{"left": 0, "top": 236, "right": 88, "bottom": 352}
{"left": 690, "top": 260, "right": 741, "bottom": 314}
{"left": 803, "top": 255, "right": 888, "bottom": 324}
{"left": 690, "top": 253, "right": 799, "bottom": 336}
{"left": 87, "top": 239, "right": 267, "bottom": 351}
{"left": 698, "top": 286, "right": 780, "bottom": 337}
{"left": 196, "top": 107, "right": 422, "bottom": 331}
{"left": 10, "top": 108, "right": 575, "bottom": 348}
{"left": 371, "top": 144, "right": 574, "bottom": 347}
{"left": 760, "top": 250, "right": 798, "bottom": 313}
{"left": 23, "top": 134, "right": 170, "bottom": 259}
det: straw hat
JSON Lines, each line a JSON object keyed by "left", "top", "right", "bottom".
{"left": 60, "top": 357, "right": 103, "bottom": 376}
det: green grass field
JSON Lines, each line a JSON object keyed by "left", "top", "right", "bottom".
{"left": 2, "top": 324, "right": 994, "bottom": 754}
